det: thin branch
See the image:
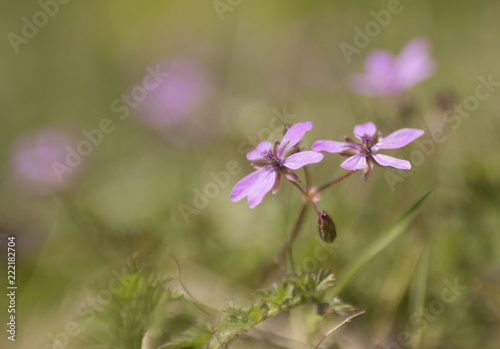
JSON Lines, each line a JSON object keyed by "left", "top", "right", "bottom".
{"left": 171, "top": 253, "right": 219, "bottom": 318}
{"left": 290, "top": 180, "right": 306, "bottom": 196}
{"left": 317, "top": 170, "right": 358, "bottom": 193}
{"left": 315, "top": 309, "right": 366, "bottom": 348}
{"left": 258, "top": 203, "right": 309, "bottom": 286}
{"left": 303, "top": 166, "right": 312, "bottom": 191}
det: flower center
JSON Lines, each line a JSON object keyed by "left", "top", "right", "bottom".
{"left": 361, "top": 135, "right": 372, "bottom": 154}
{"left": 265, "top": 151, "right": 283, "bottom": 168}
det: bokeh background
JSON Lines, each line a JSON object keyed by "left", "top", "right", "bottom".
{"left": 1, "top": 0, "right": 500, "bottom": 348}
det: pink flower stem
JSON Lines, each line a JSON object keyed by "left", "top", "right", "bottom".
{"left": 317, "top": 170, "right": 358, "bottom": 193}
{"left": 290, "top": 180, "right": 320, "bottom": 215}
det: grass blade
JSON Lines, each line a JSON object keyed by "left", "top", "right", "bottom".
{"left": 334, "top": 188, "right": 434, "bottom": 296}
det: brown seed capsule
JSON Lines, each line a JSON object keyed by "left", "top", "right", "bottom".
{"left": 317, "top": 211, "right": 336, "bottom": 243}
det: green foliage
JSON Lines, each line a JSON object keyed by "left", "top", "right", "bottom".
{"left": 74, "top": 255, "right": 185, "bottom": 349}
{"left": 165, "top": 270, "right": 359, "bottom": 348}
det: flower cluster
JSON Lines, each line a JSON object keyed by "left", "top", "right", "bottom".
{"left": 231, "top": 121, "right": 424, "bottom": 208}
{"left": 231, "top": 37, "right": 433, "bottom": 210}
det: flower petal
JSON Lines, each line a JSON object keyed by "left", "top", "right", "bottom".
{"left": 246, "top": 142, "right": 272, "bottom": 160}
{"left": 347, "top": 51, "right": 401, "bottom": 96}
{"left": 278, "top": 121, "right": 312, "bottom": 156}
{"left": 312, "top": 140, "right": 350, "bottom": 153}
{"left": 372, "top": 154, "right": 411, "bottom": 170}
{"left": 365, "top": 50, "right": 396, "bottom": 75}
{"left": 397, "top": 38, "right": 436, "bottom": 89}
{"left": 230, "top": 165, "right": 276, "bottom": 208}
{"left": 283, "top": 151, "right": 324, "bottom": 170}
{"left": 340, "top": 155, "right": 366, "bottom": 170}
{"left": 374, "top": 128, "right": 424, "bottom": 150}
{"left": 354, "top": 122, "right": 377, "bottom": 139}
{"left": 246, "top": 168, "right": 277, "bottom": 208}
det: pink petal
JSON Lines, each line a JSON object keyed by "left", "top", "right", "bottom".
{"left": 340, "top": 155, "right": 366, "bottom": 170}
{"left": 278, "top": 121, "right": 312, "bottom": 156}
{"left": 397, "top": 38, "right": 436, "bottom": 89}
{"left": 348, "top": 52, "right": 400, "bottom": 96}
{"left": 374, "top": 128, "right": 424, "bottom": 150}
{"left": 399, "top": 38, "right": 430, "bottom": 60}
{"left": 230, "top": 165, "right": 276, "bottom": 208}
{"left": 284, "top": 151, "right": 323, "bottom": 170}
{"left": 365, "top": 50, "right": 396, "bottom": 75}
{"left": 312, "top": 140, "right": 350, "bottom": 153}
{"left": 246, "top": 168, "right": 277, "bottom": 208}
{"left": 246, "top": 142, "right": 272, "bottom": 161}
{"left": 372, "top": 154, "right": 411, "bottom": 170}
{"left": 354, "top": 122, "right": 377, "bottom": 139}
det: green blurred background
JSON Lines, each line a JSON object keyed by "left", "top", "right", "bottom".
{"left": 1, "top": 0, "right": 499, "bottom": 348}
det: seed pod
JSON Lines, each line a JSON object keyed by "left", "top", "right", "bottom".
{"left": 317, "top": 211, "right": 336, "bottom": 243}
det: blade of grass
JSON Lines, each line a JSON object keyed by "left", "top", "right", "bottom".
{"left": 334, "top": 188, "right": 434, "bottom": 296}
{"left": 372, "top": 237, "right": 425, "bottom": 343}
{"left": 409, "top": 246, "right": 429, "bottom": 349}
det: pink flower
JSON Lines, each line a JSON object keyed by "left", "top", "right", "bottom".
{"left": 312, "top": 122, "right": 424, "bottom": 178}
{"left": 10, "top": 129, "right": 80, "bottom": 193}
{"left": 231, "top": 122, "right": 324, "bottom": 208}
{"left": 348, "top": 38, "right": 436, "bottom": 97}
{"left": 135, "top": 57, "right": 213, "bottom": 129}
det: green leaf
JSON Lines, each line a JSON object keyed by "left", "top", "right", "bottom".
{"left": 165, "top": 322, "right": 214, "bottom": 348}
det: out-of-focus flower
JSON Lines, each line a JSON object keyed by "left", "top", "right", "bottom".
{"left": 10, "top": 129, "right": 79, "bottom": 193}
{"left": 312, "top": 122, "right": 424, "bottom": 179}
{"left": 348, "top": 38, "right": 436, "bottom": 97}
{"left": 231, "top": 121, "right": 323, "bottom": 208}
{"left": 135, "top": 57, "right": 213, "bottom": 129}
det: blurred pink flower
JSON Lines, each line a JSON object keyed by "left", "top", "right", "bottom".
{"left": 348, "top": 38, "right": 436, "bottom": 97}
{"left": 10, "top": 129, "right": 79, "bottom": 193}
{"left": 312, "top": 122, "right": 424, "bottom": 179}
{"left": 135, "top": 57, "right": 213, "bottom": 129}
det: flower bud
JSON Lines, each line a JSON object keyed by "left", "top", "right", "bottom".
{"left": 317, "top": 211, "right": 336, "bottom": 243}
